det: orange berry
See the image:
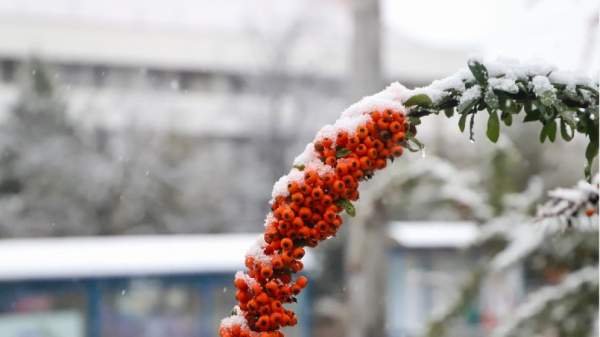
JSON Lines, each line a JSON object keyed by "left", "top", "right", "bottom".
{"left": 292, "top": 217, "right": 304, "bottom": 229}
{"left": 336, "top": 131, "right": 349, "bottom": 146}
{"left": 281, "top": 238, "right": 294, "bottom": 251}
{"left": 335, "top": 162, "right": 349, "bottom": 176}
{"left": 389, "top": 121, "right": 403, "bottom": 133}
{"left": 291, "top": 192, "right": 304, "bottom": 204}
{"left": 392, "top": 131, "right": 406, "bottom": 143}
{"left": 299, "top": 207, "right": 312, "bottom": 221}
{"left": 256, "top": 315, "right": 271, "bottom": 331}
{"left": 391, "top": 145, "right": 404, "bottom": 157}
{"left": 235, "top": 278, "right": 248, "bottom": 291}
{"left": 585, "top": 208, "right": 596, "bottom": 216}
{"left": 271, "top": 256, "right": 283, "bottom": 269}
{"left": 296, "top": 276, "right": 309, "bottom": 288}
{"left": 357, "top": 125, "right": 369, "bottom": 139}
{"left": 359, "top": 157, "right": 371, "bottom": 170}
{"left": 311, "top": 187, "right": 324, "bottom": 200}
{"left": 260, "top": 266, "right": 273, "bottom": 279}
{"left": 325, "top": 156, "right": 337, "bottom": 166}
{"left": 292, "top": 247, "right": 305, "bottom": 259}
{"left": 356, "top": 144, "right": 367, "bottom": 155}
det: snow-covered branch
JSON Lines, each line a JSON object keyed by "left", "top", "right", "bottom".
{"left": 537, "top": 175, "right": 599, "bottom": 231}
{"left": 491, "top": 266, "right": 599, "bottom": 337}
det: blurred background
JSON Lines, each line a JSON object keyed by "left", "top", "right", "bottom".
{"left": 0, "top": 0, "right": 597, "bottom": 337}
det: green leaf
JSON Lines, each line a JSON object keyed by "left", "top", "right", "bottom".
{"left": 524, "top": 101, "right": 533, "bottom": 114}
{"left": 467, "top": 59, "right": 488, "bottom": 85}
{"left": 585, "top": 140, "right": 598, "bottom": 181}
{"left": 408, "top": 136, "right": 425, "bottom": 151}
{"left": 486, "top": 110, "right": 500, "bottom": 143}
{"left": 335, "top": 198, "right": 356, "bottom": 217}
{"left": 501, "top": 110, "right": 512, "bottom": 126}
{"left": 539, "top": 127, "right": 547, "bottom": 143}
{"left": 459, "top": 112, "right": 468, "bottom": 132}
{"left": 541, "top": 120, "right": 557, "bottom": 143}
{"left": 444, "top": 108, "right": 454, "bottom": 118}
{"left": 408, "top": 116, "right": 422, "bottom": 126}
{"left": 293, "top": 164, "right": 305, "bottom": 171}
{"left": 523, "top": 109, "right": 541, "bottom": 123}
{"left": 560, "top": 119, "right": 574, "bottom": 141}
{"left": 404, "top": 94, "right": 433, "bottom": 107}
{"left": 336, "top": 148, "right": 351, "bottom": 158}
{"left": 585, "top": 140, "right": 598, "bottom": 168}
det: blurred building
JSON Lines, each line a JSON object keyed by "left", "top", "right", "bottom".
{"left": 0, "top": 234, "right": 315, "bottom": 337}
{"left": 0, "top": 0, "right": 469, "bottom": 235}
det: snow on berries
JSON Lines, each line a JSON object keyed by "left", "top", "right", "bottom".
{"left": 218, "top": 86, "right": 409, "bottom": 337}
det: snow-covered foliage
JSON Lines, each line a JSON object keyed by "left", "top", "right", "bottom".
{"left": 492, "top": 266, "right": 598, "bottom": 337}
{"left": 393, "top": 58, "right": 597, "bottom": 107}
{"left": 536, "top": 175, "right": 599, "bottom": 231}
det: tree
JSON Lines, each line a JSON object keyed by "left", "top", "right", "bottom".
{"left": 219, "top": 57, "right": 598, "bottom": 337}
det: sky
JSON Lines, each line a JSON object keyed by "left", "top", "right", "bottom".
{"left": 0, "top": 0, "right": 597, "bottom": 74}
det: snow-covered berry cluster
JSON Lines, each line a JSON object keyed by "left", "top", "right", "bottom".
{"left": 219, "top": 88, "right": 409, "bottom": 337}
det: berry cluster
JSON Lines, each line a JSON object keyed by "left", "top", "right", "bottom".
{"left": 219, "top": 107, "right": 409, "bottom": 337}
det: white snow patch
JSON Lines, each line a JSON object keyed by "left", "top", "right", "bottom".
{"left": 263, "top": 212, "right": 275, "bottom": 228}
{"left": 245, "top": 235, "right": 271, "bottom": 266}
{"left": 531, "top": 75, "right": 556, "bottom": 96}
{"left": 489, "top": 78, "right": 519, "bottom": 94}
{"left": 459, "top": 85, "right": 482, "bottom": 106}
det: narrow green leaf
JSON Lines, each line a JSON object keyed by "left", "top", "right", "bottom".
{"left": 486, "top": 110, "right": 500, "bottom": 143}
{"left": 404, "top": 94, "right": 433, "bottom": 107}
{"left": 336, "top": 148, "right": 351, "bottom": 158}
{"left": 585, "top": 140, "right": 598, "bottom": 168}
{"left": 539, "top": 127, "right": 547, "bottom": 143}
{"left": 459, "top": 113, "right": 468, "bottom": 132}
{"left": 501, "top": 111, "right": 513, "bottom": 126}
{"left": 444, "top": 108, "right": 454, "bottom": 118}
{"left": 467, "top": 59, "right": 488, "bottom": 85}
{"left": 335, "top": 198, "right": 356, "bottom": 217}
{"left": 542, "top": 120, "right": 557, "bottom": 142}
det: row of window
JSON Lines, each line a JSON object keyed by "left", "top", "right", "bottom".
{"left": 0, "top": 58, "right": 340, "bottom": 95}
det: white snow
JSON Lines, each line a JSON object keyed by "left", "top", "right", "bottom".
{"left": 549, "top": 70, "right": 596, "bottom": 89}
{"left": 263, "top": 212, "right": 275, "bottom": 228}
{"left": 292, "top": 143, "right": 334, "bottom": 176}
{"left": 234, "top": 271, "right": 258, "bottom": 289}
{"left": 531, "top": 75, "right": 556, "bottom": 96}
{"left": 491, "top": 223, "right": 544, "bottom": 271}
{"left": 244, "top": 234, "right": 272, "bottom": 266}
{"left": 388, "top": 221, "right": 478, "bottom": 248}
{"left": 489, "top": 78, "right": 519, "bottom": 94}
{"left": 270, "top": 168, "right": 305, "bottom": 202}
{"left": 458, "top": 85, "right": 482, "bottom": 107}
{"left": 536, "top": 175, "right": 599, "bottom": 231}
{"left": 492, "top": 266, "right": 599, "bottom": 337}
{"left": 0, "top": 234, "right": 314, "bottom": 281}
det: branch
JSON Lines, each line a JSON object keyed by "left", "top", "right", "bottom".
{"left": 395, "top": 58, "right": 599, "bottom": 179}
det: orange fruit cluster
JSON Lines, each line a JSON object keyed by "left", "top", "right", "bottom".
{"left": 219, "top": 108, "right": 408, "bottom": 337}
